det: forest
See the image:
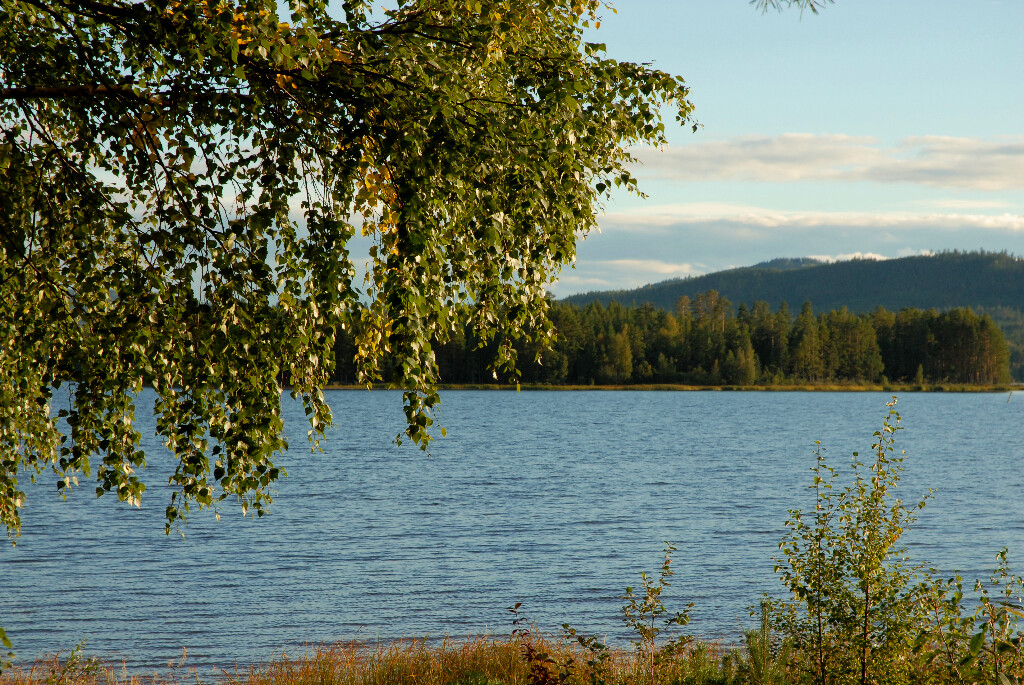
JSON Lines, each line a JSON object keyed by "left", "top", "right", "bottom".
{"left": 561, "top": 250, "right": 1024, "bottom": 380}
{"left": 332, "top": 293, "right": 1013, "bottom": 387}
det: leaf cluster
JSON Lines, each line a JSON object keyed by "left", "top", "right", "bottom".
{"left": 914, "top": 550, "right": 1024, "bottom": 685}
{"left": 0, "top": 0, "right": 694, "bottom": 538}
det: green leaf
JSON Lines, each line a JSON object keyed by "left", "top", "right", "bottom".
{"left": 969, "top": 629, "right": 987, "bottom": 656}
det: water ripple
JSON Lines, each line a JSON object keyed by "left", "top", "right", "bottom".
{"left": 1, "top": 390, "right": 1022, "bottom": 674}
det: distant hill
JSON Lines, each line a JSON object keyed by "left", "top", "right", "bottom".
{"left": 561, "top": 251, "right": 1024, "bottom": 314}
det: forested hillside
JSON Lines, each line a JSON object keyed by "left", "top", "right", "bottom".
{"left": 563, "top": 251, "right": 1024, "bottom": 312}
{"left": 332, "top": 298, "right": 1012, "bottom": 387}
{"left": 561, "top": 250, "right": 1024, "bottom": 380}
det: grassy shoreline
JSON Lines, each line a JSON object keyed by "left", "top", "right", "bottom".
{"left": 0, "top": 636, "right": 739, "bottom": 685}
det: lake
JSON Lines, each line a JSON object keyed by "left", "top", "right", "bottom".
{"left": 2, "top": 390, "right": 1023, "bottom": 674}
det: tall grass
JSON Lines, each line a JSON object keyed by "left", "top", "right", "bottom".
{"left": 0, "top": 637, "right": 741, "bottom": 685}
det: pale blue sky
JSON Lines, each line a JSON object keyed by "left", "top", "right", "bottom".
{"left": 555, "top": 0, "right": 1024, "bottom": 295}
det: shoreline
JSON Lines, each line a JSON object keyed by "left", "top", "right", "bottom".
{"left": 322, "top": 382, "right": 1022, "bottom": 393}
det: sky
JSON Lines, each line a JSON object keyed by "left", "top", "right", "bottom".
{"left": 550, "top": 0, "right": 1024, "bottom": 296}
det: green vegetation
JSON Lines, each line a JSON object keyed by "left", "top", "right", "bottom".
{"left": 768, "top": 400, "right": 930, "bottom": 684}
{"left": 0, "top": 0, "right": 696, "bottom": 539}
{"left": 4, "top": 398, "right": 1024, "bottom": 684}
{"left": 619, "top": 543, "right": 694, "bottom": 682}
{"left": 333, "top": 296, "right": 1013, "bottom": 387}
{"left": 561, "top": 251, "right": 1024, "bottom": 380}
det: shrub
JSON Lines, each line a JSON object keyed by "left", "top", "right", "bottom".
{"left": 769, "top": 397, "right": 930, "bottom": 685}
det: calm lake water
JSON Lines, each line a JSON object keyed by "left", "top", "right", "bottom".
{"left": 2, "top": 390, "right": 1023, "bottom": 674}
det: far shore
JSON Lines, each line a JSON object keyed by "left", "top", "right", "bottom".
{"left": 322, "top": 382, "right": 1023, "bottom": 393}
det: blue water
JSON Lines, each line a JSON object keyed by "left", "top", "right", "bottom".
{"left": 2, "top": 390, "right": 1023, "bottom": 675}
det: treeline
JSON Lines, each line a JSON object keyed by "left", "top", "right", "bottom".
{"left": 332, "top": 292, "right": 1012, "bottom": 386}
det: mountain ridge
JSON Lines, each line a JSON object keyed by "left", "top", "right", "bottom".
{"left": 561, "top": 251, "right": 1024, "bottom": 314}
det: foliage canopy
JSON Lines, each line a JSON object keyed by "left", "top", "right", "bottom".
{"left": 0, "top": 0, "right": 695, "bottom": 536}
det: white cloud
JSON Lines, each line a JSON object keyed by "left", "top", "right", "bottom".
{"left": 805, "top": 252, "right": 889, "bottom": 263}
{"left": 633, "top": 134, "right": 1024, "bottom": 191}
{"left": 552, "top": 259, "right": 704, "bottom": 294}
{"left": 592, "top": 258, "right": 703, "bottom": 276}
{"left": 910, "top": 198, "right": 1013, "bottom": 210}
{"left": 861, "top": 136, "right": 1024, "bottom": 191}
{"left": 633, "top": 134, "right": 882, "bottom": 183}
{"left": 552, "top": 274, "right": 617, "bottom": 290}
{"left": 895, "top": 247, "right": 935, "bottom": 258}
{"left": 601, "top": 205, "right": 1024, "bottom": 232}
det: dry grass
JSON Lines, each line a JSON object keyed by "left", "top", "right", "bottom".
{"left": 232, "top": 635, "right": 677, "bottom": 685}
{"left": 0, "top": 635, "right": 741, "bottom": 685}
{"left": 240, "top": 638, "right": 526, "bottom": 685}
{"left": 11, "top": 633, "right": 999, "bottom": 684}
{"left": 0, "top": 650, "right": 144, "bottom": 685}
